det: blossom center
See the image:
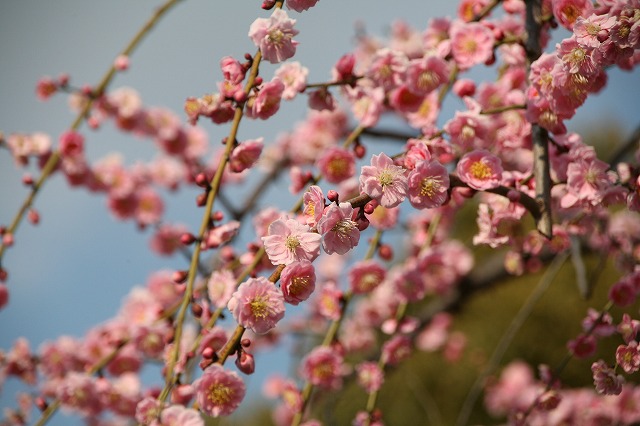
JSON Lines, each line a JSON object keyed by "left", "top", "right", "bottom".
{"left": 328, "top": 158, "right": 348, "bottom": 175}
{"left": 290, "top": 276, "right": 310, "bottom": 296}
{"left": 285, "top": 235, "right": 301, "bottom": 251}
{"left": 208, "top": 383, "right": 232, "bottom": 405}
{"left": 378, "top": 170, "right": 394, "bottom": 186}
{"left": 417, "top": 71, "right": 438, "bottom": 91}
{"left": 250, "top": 296, "right": 269, "bottom": 319}
{"left": 332, "top": 219, "right": 357, "bottom": 239}
{"left": 469, "top": 161, "right": 492, "bottom": 179}
{"left": 420, "top": 177, "right": 441, "bottom": 197}
{"left": 461, "top": 124, "right": 476, "bottom": 141}
{"left": 268, "top": 29, "right": 284, "bottom": 45}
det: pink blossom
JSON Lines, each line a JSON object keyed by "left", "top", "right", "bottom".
{"left": 416, "top": 312, "right": 452, "bottom": 352}
{"left": 307, "top": 87, "right": 337, "bottom": 111}
{"left": 57, "top": 372, "right": 101, "bottom": 416}
{"left": 220, "top": 56, "right": 246, "bottom": 85}
{"left": 388, "top": 84, "right": 424, "bottom": 113}
{"left": 316, "top": 280, "right": 342, "bottom": 320}
{"left": 193, "top": 364, "right": 246, "bottom": 417}
{"left": 359, "top": 153, "right": 408, "bottom": 208}
{"left": 356, "top": 361, "right": 384, "bottom": 393}
{"left": 274, "top": 62, "right": 308, "bottom": 100}
{"left": 616, "top": 341, "right": 640, "bottom": 374}
{"left": 450, "top": 21, "right": 495, "bottom": 70}
{"left": 365, "top": 48, "right": 408, "bottom": 91}
{"left": 403, "top": 138, "right": 432, "bottom": 170}
{"left": 574, "top": 15, "right": 616, "bottom": 48}
{"left": 591, "top": 360, "right": 624, "bottom": 395}
{"left": 299, "top": 346, "right": 345, "bottom": 390}
{"left": 160, "top": 405, "right": 204, "bottom": 426}
{"left": 285, "top": 0, "right": 319, "bottom": 12}
{"left": 316, "top": 146, "right": 356, "bottom": 184}
{"left": 560, "top": 157, "right": 611, "bottom": 208}
{"left": 350, "top": 86, "right": 385, "bottom": 127}
{"left": 205, "top": 221, "right": 240, "bottom": 249}
{"left": 567, "top": 333, "right": 597, "bottom": 359}
{"left": 229, "top": 138, "right": 263, "bottom": 173}
{"left": 444, "top": 110, "right": 489, "bottom": 150}
{"left": 0, "top": 283, "right": 8, "bottom": 310}
{"left": 405, "top": 55, "right": 450, "bottom": 95}
{"left": 246, "top": 79, "right": 285, "bottom": 120}
{"left": 134, "top": 187, "right": 164, "bottom": 226}
{"left": 618, "top": 313, "right": 640, "bottom": 344}
{"left": 367, "top": 203, "right": 400, "bottom": 230}
{"left": 227, "top": 276, "right": 285, "bottom": 334}
{"left": 207, "top": 269, "right": 237, "bottom": 309}
{"left": 302, "top": 185, "right": 325, "bottom": 227}
{"left": 280, "top": 260, "right": 316, "bottom": 305}
{"left": 36, "top": 76, "right": 58, "bottom": 100}
{"left": 262, "top": 217, "right": 321, "bottom": 265}
{"left": 249, "top": 9, "right": 299, "bottom": 64}
{"left": 316, "top": 202, "right": 360, "bottom": 255}
{"left": 348, "top": 260, "right": 386, "bottom": 294}
{"left": 381, "top": 335, "right": 412, "bottom": 366}
{"left": 59, "top": 130, "right": 85, "bottom": 158}
{"left": 149, "top": 223, "right": 188, "bottom": 256}
{"left": 552, "top": 0, "right": 593, "bottom": 31}
{"left": 407, "top": 160, "right": 450, "bottom": 209}
{"left": 456, "top": 149, "right": 503, "bottom": 190}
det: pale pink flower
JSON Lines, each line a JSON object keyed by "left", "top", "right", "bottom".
{"left": 280, "top": 260, "right": 316, "bottom": 305}
{"left": 316, "top": 202, "right": 360, "bottom": 255}
{"left": 299, "top": 346, "right": 345, "bottom": 390}
{"left": 246, "top": 79, "right": 285, "bottom": 120}
{"left": 359, "top": 153, "right": 408, "bottom": 208}
{"left": 591, "top": 360, "right": 624, "bottom": 395}
{"left": 381, "top": 335, "right": 412, "bottom": 366}
{"left": 316, "top": 280, "right": 342, "bottom": 320}
{"left": 348, "top": 260, "right": 386, "bottom": 294}
{"left": 316, "top": 146, "right": 355, "bottom": 184}
{"left": 350, "top": 86, "right": 385, "bottom": 128}
{"left": 366, "top": 203, "right": 400, "bottom": 230}
{"left": 365, "top": 48, "right": 408, "bottom": 91}
{"left": 560, "top": 157, "right": 611, "bottom": 208}
{"left": 574, "top": 15, "right": 616, "bottom": 48}
{"left": 207, "top": 269, "right": 237, "bottom": 309}
{"left": 229, "top": 138, "right": 263, "bottom": 173}
{"left": 134, "top": 187, "right": 164, "bottom": 226}
{"left": 149, "top": 223, "right": 188, "bottom": 256}
{"left": 253, "top": 207, "right": 282, "bottom": 238}
{"left": 227, "top": 276, "right": 285, "bottom": 334}
{"left": 205, "top": 221, "right": 240, "bottom": 249}
{"left": 403, "top": 138, "right": 432, "bottom": 170}
{"left": 407, "top": 160, "right": 450, "bottom": 209}
{"left": 416, "top": 312, "right": 452, "bottom": 352}
{"left": 302, "top": 185, "right": 325, "bottom": 227}
{"left": 450, "top": 21, "right": 495, "bottom": 70}
{"left": 286, "top": 0, "right": 319, "bottom": 12}
{"left": 194, "top": 364, "right": 245, "bottom": 417}
{"left": 356, "top": 362, "right": 384, "bottom": 393}
{"left": 147, "top": 156, "right": 186, "bottom": 190}
{"left": 618, "top": 313, "right": 640, "bottom": 344}
{"left": 262, "top": 217, "right": 322, "bottom": 265}
{"left": 220, "top": 56, "right": 246, "bottom": 85}
{"left": 405, "top": 55, "right": 450, "bottom": 95}
{"left": 249, "top": 9, "right": 299, "bottom": 64}
{"left": 552, "top": 0, "right": 593, "bottom": 31}
{"left": 274, "top": 62, "right": 308, "bottom": 100}
{"left": 57, "top": 372, "right": 101, "bottom": 416}
{"left": 160, "top": 405, "right": 204, "bottom": 426}
{"left": 456, "top": 149, "right": 503, "bottom": 190}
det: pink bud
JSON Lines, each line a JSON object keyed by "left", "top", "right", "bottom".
{"left": 235, "top": 351, "right": 255, "bottom": 375}
{"left": 354, "top": 144, "right": 366, "bottom": 159}
{"left": 378, "top": 244, "right": 393, "bottom": 261}
{"left": 172, "top": 270, "right": 188, "bottom": 284}
{"left": 0, "top": 283, "right": 9, "bottom": 309}
{"left": 180, "top": 233, "right": 196, "bottom": 245}
{"left": 2, "top": 233, "right": 14, "bottom": 247}
{"left": 22, "top": 174, "right": 34, "bottom": 186}
{"left": 27, "top": 209, "right": 40, "bottom": 225}
{"left": 114, "top": 55, "right": 130, "bottom": 71}
{"left": 327, "top": 190, "right": 339, "bottom": 203}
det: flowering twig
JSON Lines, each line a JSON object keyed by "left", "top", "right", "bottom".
{"left": 0, "top": 0, "right": 185, "bottom": 266}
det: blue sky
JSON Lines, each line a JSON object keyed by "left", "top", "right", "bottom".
{"left": 1, "top": 1, "right": 639, "bottom": 424}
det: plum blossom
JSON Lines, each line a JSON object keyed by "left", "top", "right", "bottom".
{"left": 302, "top": 185, "right": 325, "bottom": 227}
{"left": 407, "top": 160, "right": 450, "bottom": 209}
{"left": 591, "top": 360, "right": 624, "bottom": 395}
{"left": 280, "top": 260, "right": 316, "bottom": 305}
{"left": 450, "top": 21, "right": 495, "bottom": 70}
{"left": 274, "top": 62, "right": 308, "bottom": 100}
{"left": 316, "top": 202, "right": 360, "bottom": 255}
{"left": 456, "top": 149, "right": 503, "bottom": 190}
{"left": 262, "top": 217, "right": 322, "bottom": 265}
{"left": 359, "top": 153, "right": 408, "bottom": 208}
{"left": 193, "top": 364, "right": 246, "bottom": 417}
{"left": 227, "top": 276, "right": 285, "bottom": 334}
{"left": 285, "top": 0, "right": 319, "bottom": 13}
{"left": 207, "top": 269, "right": 236, "bottom": 309}
{"left": 316, "top": 146, "right": 355, "bottom": 184}
{"left": 246, "top": 79, "right": 285, "bottom": 120}
{"left": 356, "top": 362, "right": 384, "bottom": 393}
{"left": 249, "top": 9, "right": 299, "bottom": 64}
{"left": 229, "top": 138, "right": 263, "bottom": 173}
{"left": 299, "top": 346, "right": 345, "bottom": 390}
{"left": 348, "top": 260, "right": 386, "bottom": 294}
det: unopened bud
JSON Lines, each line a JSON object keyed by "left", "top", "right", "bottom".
{"left": 235, "top": 351, "right": 255, "bottom": 375}
{"left": 378, "top": 244, "right": 393, "bottom": 261}
{"left": 172, "top": 270, "right": 188, "bottom": 284}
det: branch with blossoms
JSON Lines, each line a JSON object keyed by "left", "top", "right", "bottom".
{"left": 3, "top": 0, "right": 640, "bottom": 425}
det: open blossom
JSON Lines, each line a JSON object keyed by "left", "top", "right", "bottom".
{"left": 591, "top": 360, "right": 624, "bottom": 395}
{"left": 456, "top": 149, "right": 503, "bottom": 190}
{"left": 262, "top": 217, "right": 322, "bottom": 265}
{"left": 356, "top": 361, "right": 384, "bottom": 393}
{"left": 274, "top": 62, "right": 308, "bottom": 100}
{"left": 207, "top": 269, "right": 236, "bottom": 309}
{"left": 552, "top": 0, "right": 593, "bottom": 31}
{"left": 407, "top": 160, "right": 450, "bottom": 209}
{"left": 249, "top": 9, "right": 299, "bottom": 64}
{"left": 348, "top": 260, "right": 386, "bottom": 294}
{"left": 286, "top": 0, "right": 319, "bottom": 12}
{"left": 450, "top": 21, "right": 495, "bottom": 70}
{"left": 350, "top": 86, "right": 385, "bottom": 127}
{"left": 227, "top": 276, "right": 285, "bottom": 334}
{"left": 280, "top": 260, "right": 316, "bottom": 305}
{"left": 194, "top": 364, "right": 246, "bottom": 417}
{"left": 299, "top": 346, "right": 345, "bottom": 390}
{"left": 316, "top": 146, "right": 356, "bottom": 184}
{"left": 246, "top": 79, "right": 285, "bottom": 120}
{"left": 316, "top": 202, "right": 360, "bottom": 255}
{"left": 360, "top": 153, "right": 408, "bottom": 208}
{"left": 405, "top": 55, "right": 450, "bottom": 95}
{"left": 616, "top": 341, "right": 640, "bottom": 374}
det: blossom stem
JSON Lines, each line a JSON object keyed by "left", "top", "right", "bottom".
{"left": 479, "top": 103, "right": 526, "bottom": 115}
{"left": 0, "top": 0, "right": 185, "bottom": 266}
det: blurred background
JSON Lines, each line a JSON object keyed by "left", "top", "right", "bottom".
{"left": 1, "top": 1, "right": 639, "bottom": 424}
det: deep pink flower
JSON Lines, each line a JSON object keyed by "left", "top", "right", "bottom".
{"left": 262, "top": 217, "right": 322, "bottom": 265}
{"left": 316, "top": 202, "right": 360, "bottom": 255}
{"left": 405, "top": 55, "right": 450, "bottom": 95}
{"left": 359, "top": 153, "right": 408, "bottom": 208}
{"left": 348, "top": 260, "right": 386, "bottom": 294}
{"left": 280, "top": 260, "right": 316, "bottom": 305}
{"left": 356, "top": 361, "right": 384, "bottom": 393}
{"left": 316, "top": 146, "right": 355, "bottom": 184}
{"left": 299, "top": 346, "right": 345, "bottom": 390}
{"left": 381, "top": 335, "right": 412, "bottom": 366}
{"left": 193, "top": 364, "right": 246, "bottom": 417}
{"left": 407, "top": 160, "right": 450, "bottom": 209}
{"left": 592, "top": 360, "right": 624, "bottom": 395}
{"left": 552, "top": 0, "right": 593, "bottom": 31}
{"left": 618, "top": 313, "right": 640, "bottom": 344}
{"left": 229, "top": 138, "right": 263, "bottom": 173}
{"left": 134, "top": 187, "right": 164, "bottom": 226}
{"left": 316, "top": 280, "right": 342, "bottom": 320}
{"left": 456, "top": 149, "right": 503, "bottom": 190}
{"left": 450, "top": 21, "right": 495, "bottom": 70}
{"left": 246, "top": 79, "right": 285, "bottom": 120}
{"left": 220, "top": 56, "right": 246, "bottom": 85}
{"left": 248, "top": 9, "right": 299, "bottom": 64}
{"left": 286, "top": 0, "right": 319, "bottom": 12}
{"left": 59, "top": 130, "right": 85, "bottom": 158}
{"left": 567, "top": 333, "right": 597, "bottom": 359}
{"left": 616, "top": 342, "right": 640, "bottom": 374}
{"left": 207, "top": 269, "right": 237, "bottom": 309}
{"left": 365, "top": 48, "right": 408, "bottom": 91}
{"left": 302, "top": 185, "right": 325, "bottom": 227}
{"left": 227, "top": 276, "right": 285, "bottom": 334}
